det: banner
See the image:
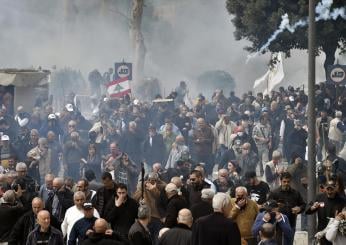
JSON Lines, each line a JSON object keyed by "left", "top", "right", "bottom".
{"left": 106, "top": 77, "right": 131, "bottom": 98}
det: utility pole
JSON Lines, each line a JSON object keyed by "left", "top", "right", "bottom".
{"left": 307, "top": 0, "right": 317, "bottom": 242}
{"left": 130, "top": 0, "right": 146, "bottom": 86}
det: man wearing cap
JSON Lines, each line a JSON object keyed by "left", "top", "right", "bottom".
{"left": 68, "top": 202, "right": 99, "bottom": 245}
{"left": 306, "top": 179, "right": 346, "bottom": 245}
{"left": 252, "top": 200, "right": 293, "bottom": 245}
{"left": 164, "top": 183, "right": 188, "bottom": 228}
{"left": 61, "top": 191, "right": 100, "bottom": 243}
{"left": 159, "top": 208, "right": 193, "bottom": 245}
{"left": 39, "top": 113, "right": 64, "bottom": 139}
{"left": 190, "top": 188, "right": 214, "bottom": 221}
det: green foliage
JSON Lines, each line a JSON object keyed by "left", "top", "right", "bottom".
{"left": 226, "top": 0, "right": 346, "bottom": 66}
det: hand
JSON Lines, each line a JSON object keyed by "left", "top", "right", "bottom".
{"left": 292, "top": 206, "right": 301, "bottom": 214}
{"left": 105, "top": 229, "right": 113, "bottom": 235}
{"left": 311, "top": 202, "right": 320, "bottom": 210}
{"left": 236, "top": 198, "right": 247, "bottom": 208}
{"left": 263, "top": 212, "right": 271, "bottom": 222}
{"left": 115, "top": 196, "right": 124, "bottom": 207}
{"left": 145, "top": 182, "right": 156, "bottom": 191}
{"left": 335, "top": 212, "right": 345, "bottom": 221}
{"left": 86, "top": 229, "right": 94, "bottom": 236}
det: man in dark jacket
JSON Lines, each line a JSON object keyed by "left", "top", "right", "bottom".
{"left": 187, "top": 170, "right": 211, "bottom": 207}
{"left": 268, "top": 172, "right": 306, "bottom": 231}
{"left": 0, "top": 190, "right": 23, "bottom": 244}
{"left": 104, "top": 183, "right": 139, "bottom": 240}
{"left": 258, "top": 223, "right": 278, "bottom": 245}
{"left": 45, "top": 177, "right": 74, "bottom": 225}
{"left": 26, "top": 210, "right": 64, "bottom": 245}
{"left": 306, "top": 179, "right": 346, "bottom": 245}
{"left": 190, "top": 188, "right": 214, "bottom": 221}
{"left": 128, "top": 205, "right": 153, "bottom": 245}
{"left": 159, "top": 209, "right": 193, "bottom": 245}
{"left": 142, "top": 125, "right": 165, "bottom": 167}
{"left": 81, "top": 218, "right": 127, "bottom": 245}
{"left": 9, "top": 197, "right": 60, "bottom": 245}
{"left": 92, "top": 172, "right": 117, "bottom": 218}
{"left": 163, "top": 183, "right": 188, "bottom": 228}
{"left": 191, "top": 193, "right": 241, "bottom": 245}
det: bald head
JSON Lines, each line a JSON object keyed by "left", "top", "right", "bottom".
{"left": 177, "top": 209, "right": 193, "bottom": 227}
{"left": 53, "top": 177, "right": 64, "bottom": 190}
{"left": 94, "top": 218, "right": 108, "bottom": 234}
{"left": 32, "top": 197, "right": 44, "bottom": 215}
{"left": 37, "top": 210, "right": 51, "bottom": 232}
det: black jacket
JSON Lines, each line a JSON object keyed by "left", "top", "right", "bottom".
{"left": 142, "top": 134, "right": 165, "bottom": 166}
{"left": 158, "top": 223, "right": 191, "bottom": 245}
{"left": 268, "top": 186, "right": 306, "bottom": 229}
{"left": 26, "top": 226, "right": 64, "bottom": 245}
{"left": 104, "top": 196, "right": 139, "bottom": 237}
{"left": 81, "top": 233, "right": 128, "bottom": 245}
{"left": 0, "top": 202, "right": 23, "bottom": 242}
{"left": 92, "top": 183, "right": 117, "bottom": 218}
{"left": 45, "top": 187, "right": 74, "bottom": 223}
{"left": 128, "top": 220, "right": 152, "bottom": 245}
{"left": 164, "top": 194, "right": 188, "bottom": 228}
{"left": 190, "top": 200, "right": 214, "bottom": 221}
{"left": 9, "top": 210, "right": 60, "bottom": 245}
{"left": 191, "top": 212, "right": 241, "bottom": 245}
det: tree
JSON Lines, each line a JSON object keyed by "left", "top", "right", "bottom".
{"left": 226, "top": 0, "right": 346, "bottom": 76}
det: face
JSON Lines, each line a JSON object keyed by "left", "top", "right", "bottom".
{"left": 102, "top": 178, "right": 113, "bottom": 189}
{"left": 189, "top": 173, "right": 202, "bottom": 186}
{"left": 241, "top": 145, "right": 250, "bottom": 155}
{"left": 228, "top": 162, "right": 235, "bottom": 172}
{"left": 74, "top": 195, "right": 86, "bottom": 209}
{"left": 235, "top": 189, "right": 246, "bottom": 200}
{"left": 83, "top": 208, "right": 94, "bottom": 218}
{"left": 180, "top": 107, "right": 188, "bottom": 116}
{"left": 30, "top": 131, "right": 39, "bottom": 142}
{"left": 68, "top": 122, "right": 77, "bottom": 133}
{"left": 32, "top": 200, "right": 44, "bottom": 215}
{"left": 76, "top": 181, "right": 86, "bottom": 192}
{"left": 37, "top": 212, "right": 50, "bottom": 231}
{"left": 325, "top": 184, "right": 337, "bottom": 198}
{"left": 116, "top": 188, "right": 127, "bottom": 198}
{"left": 47, "top": 132, "right": 55, "bottom": 141}
{"left": 45, "top": 178, "right": 53, "bottom": 190}
{"left": 281, "top": 178, "right": 291, "bottom": 191}
{"left": 110, "top": 143, "right": 118, "bottom": 155}
{"left": 88, "top": 147, "right": 96, "bottom": 156}
{"left": 16, "top": 168, "right": 27, "bottom": 177}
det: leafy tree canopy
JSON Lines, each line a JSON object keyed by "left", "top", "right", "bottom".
{"left": 226, "top": 0, "right": 346, "bottom": 72}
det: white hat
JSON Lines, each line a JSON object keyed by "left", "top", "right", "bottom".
{"left": 1, "top": 135, "right": 9, "bottom": 141}
{"left": 65, "top": 104, "right": 74, "bottom": 112}
{"left": 48, "top": 113, "right": 56, "bottom": 120}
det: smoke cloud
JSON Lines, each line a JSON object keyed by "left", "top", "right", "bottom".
{"left": 0, "top": 0, "right": 333, "bottom": 101}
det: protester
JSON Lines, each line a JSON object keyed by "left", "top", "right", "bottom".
{"left": 191, "top": 192, "right": 241, "bottom": 245}
{"left": 128, "top": 205, "right": 153, "bottom": 245}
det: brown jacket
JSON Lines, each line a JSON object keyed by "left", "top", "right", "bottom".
{"left": 229, "top": 198, "right": 259, "bottom": 239}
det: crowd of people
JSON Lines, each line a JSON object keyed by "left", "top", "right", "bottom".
{"left": 0, "top": 80, "right": 346, "bottom": 245}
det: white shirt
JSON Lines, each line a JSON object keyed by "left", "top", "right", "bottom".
{"left": 61, "top": 205, "right": 100, "bottom": 242}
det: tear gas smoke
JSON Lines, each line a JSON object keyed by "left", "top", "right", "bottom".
{"left": 247, "top": 0, "right": 346, "bottom": 62}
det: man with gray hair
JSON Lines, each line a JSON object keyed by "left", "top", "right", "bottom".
{"left": 191, "top": 193, "right": 241, "bottom": 245}
{"left": 159, "top": 208, "right": 193, "bottom": 245}
{"left": 128, "top": 205, "right": 153, "bottom": 245}
{"left": 265, "top": 150, "right": 285, "bottom": 189}
{"left": 191, "top": 188, "right": 214, "bottom": 221}
{"left": 0, "top": 190, "right": 23, "bottom": 244}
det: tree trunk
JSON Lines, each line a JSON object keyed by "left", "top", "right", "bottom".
{"left": 322, "top": 43, "right": 337, "bottom": 80}
{"left": 130, "top": 0, "right": 146, "bottom": 87}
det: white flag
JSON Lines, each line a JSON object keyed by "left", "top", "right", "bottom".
{"left": 268, "top": 52, "right": 284, "bottom": 92}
